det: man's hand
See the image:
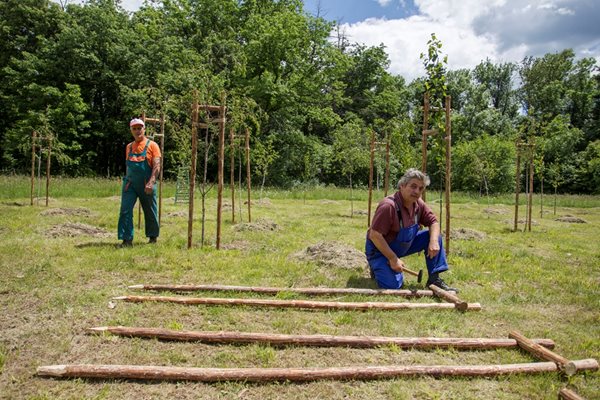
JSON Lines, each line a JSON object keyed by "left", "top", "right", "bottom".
{"left": 388, "top": 256, "right": 406, "bottom": 273}
{"left": 427, "top": 240, "right": 440, "bottom": 259}
{"left": 144, "top": 181, "right": 154, "bottom": 195}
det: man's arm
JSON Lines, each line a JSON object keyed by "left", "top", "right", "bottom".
{"left": 144, "top": 157, "right": 161, "bottom": 194}
{"left": 427, "top": 222, "right": 440, "bottom": 258}
{"left": 369, "top": 229, "right": 405, "bottom": 273}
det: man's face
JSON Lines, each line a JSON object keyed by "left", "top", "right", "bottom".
{"left": 399, "top": 178, "right": 425, "bottom": 204}
{"left": 130, "top": 124, "right": 145, "bottom": 141}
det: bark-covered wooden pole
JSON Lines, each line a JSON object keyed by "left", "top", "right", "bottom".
{"left": 509, "top": 331, "right": 599, "bottom": 376}
{"left": 245, "top": 127, "right": 251, "bottom": 222}
{"left": 88, "top": 326, "right": 556, "bottom": 350}
{"left": 128, "top": 283, "right": 436, "bottom": 297}
{"left": 38, "top": 361, "right": 581, "bottom": 382}
{"left": 428, "top": 284, "right": 467, "bottom": 311}
{"left": 30, "top": 131, "right": 37, "bottom": 206}
{"left": 559, "top": 388, "right": 587, "bottom": 400}
{"left": 114, "top": 295, "right": 482, "bottom": 312}
{"left": 187, "top": 93, "right": 199, "bottom": 249}
{"left": 367, "top": 128, "right": 375, "bottom": 227}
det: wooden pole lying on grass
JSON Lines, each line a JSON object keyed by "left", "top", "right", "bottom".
{"left": 509, "top": 331, "right": 599, "bottom": 376}
{"left": 113, "top": 295, "right": 482, "bottom": 312}
{"left": 88, "top": 326, "right": 556, "bottom": 350}
{"left": 559, "top": 388, "right": 587, "bottom": 400}
{"left": 428, "top": 284, "right": 468, "bottom": 311}
{"left": 128, "top": 284, "right": 436, "bottom": 298}
{"left": 38, "top": 361, "right": 599, "bottom": 382}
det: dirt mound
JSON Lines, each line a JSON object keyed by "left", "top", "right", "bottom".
{"left": 448, "top": 228, "right": 486, "bottom": 241}
{"left": 556, "top": 216, "right": 587, "bottom": 223}
{"left": 483, "top": 208, "right": 507, "bottom": 215}
{"left": 353, "top": 210, "right": 368, "bottom": 216}
{"left": 166, "top": 211, "right": 187, "bottom": 218}
{"left": 506, "top": 218, "right": 539, "bottom": 226}
{"left": 292, "top": 241, "right": 367, "bottom": 270}
{"left": 320, "top": 200, "right": 340, "bottom": 205}
{"left": 46, "top": 223, "right": 111, "bottom": 238}
{"left": 234, "top": 218, "right": 280, "bottom": 232}
{"left": 2, "top": 201, "right": 27, "bottom": 207}
{"left": 40, "top": 207, "right": 92, "bottom": 217}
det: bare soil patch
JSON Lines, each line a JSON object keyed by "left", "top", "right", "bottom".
{"left": 233, "top": 218, "right": 280, "bottom": 232}
{"left": 40, "top": 207, "right": 93, "bottom": 217}
{"left": 556, "top": 215, "right": 588, "bottom": 223}
{"left": 2, "top": 201, "right": 28, "bottom": 207}
{"left": 320, "top": 199, "right": 340, "bottom": 205}
{"left": 46, "top": 222, "right": 111, "bottom": 238}
{"left": 353, "top": 210, "right": 368, "bottom": 216}
{"left": 291, "top": 241, "right": 367, "bottom": 271}
{"left": 448, "top": 227, "right": 487, "bottom": 241}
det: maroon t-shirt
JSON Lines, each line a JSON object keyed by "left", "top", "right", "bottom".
{"left": 368, "top": 192, "right": 437, "bottom": 243}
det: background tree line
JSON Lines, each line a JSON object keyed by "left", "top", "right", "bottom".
{"left": 1, "top": 0, "right": 599, "bottom": 194}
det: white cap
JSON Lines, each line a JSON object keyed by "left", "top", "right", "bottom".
{"left": 129, "top": 118, "right": 145, "bottom": 127}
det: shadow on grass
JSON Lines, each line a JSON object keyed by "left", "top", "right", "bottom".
{"left": 75, "top": 241, "right": 120, "bottom": 249}
{"left": 345, "top": 276, "right": 378, "bottom": 289}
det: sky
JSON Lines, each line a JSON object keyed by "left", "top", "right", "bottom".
{"left": 60, "top": 0, "right": 600, "bottom": 81}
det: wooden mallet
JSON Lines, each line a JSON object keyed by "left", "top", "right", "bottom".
{"left": 402, "top": 266, "right": 423, "bottom": 283}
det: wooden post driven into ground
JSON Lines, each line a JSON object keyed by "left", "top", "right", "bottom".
{"left": 421, "top": 93, "right": 452, "bottom": 253}
{"left": 113, "top": 295, "right": 482, "bottom": 312}
{"left": 88, "top": 326, "right": 556, "bottom": 350}
{"left": 230, "top": 128, "right": 236, "bottom": 223}
{"left": 187, "top": 94, "right": 227, "bottom": 249}
{"left": 367, "top": 129, "right": 375, "bottom": 227}
{"left": 30, "top": 130, "right": 52, "bottom": 206}
{"left": 245, "top": 127, "right": 252, "bottom": 223}
{"left": 38, "top": 360, "right": 599, "bottom": 383}
{"left": 215, "top": 93, "right": 227, "bottom": 249}
{"left": 187, "top": 94, "right": 199, "bottom": 249}
{"left": 514, "top": 142, "right": 535, "bottom": 232}
{"left": 367, "top": 131, "right": 391, "bottom": 227}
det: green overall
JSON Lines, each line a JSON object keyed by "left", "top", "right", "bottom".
{"left": 117, "top": 139, "right": 159, "bottom": 241}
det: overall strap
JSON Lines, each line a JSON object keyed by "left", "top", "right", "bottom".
{"left": 393, "top": 197, "right": 419, "bottom": 229}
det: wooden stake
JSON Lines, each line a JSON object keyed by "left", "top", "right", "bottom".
{"left": 30, "top": 131, "right": 36, "bottom": 206}
{"left": 384, "top": 133, "right": 390, "bottom": 197}
{"left": 444, "top": 95, "right": 451, "bottom": 254}
{"left": 559, "top": 388, "right": 587, "bottom": 400}
{"left": 128, "top": 284, "right": 435, "bottom": 297}
{"left": 508, "top": 331, "right": 586, "bottom": 374}
{"left": 88, "top": 326, "right": 556, "bottom": 350}
{"left": 367, "top": 129, "right": 375, "bottom": 227}
{"left": 37, "top": 361, "right": 571, "bottom": 382}
{"left": 230, "top": 128, "right": 235, "bottom": 223}
{"left": 114, "top": 295, "right": 482, "bottom": 312}
{"left": 514, "top": 143, "right": 521, "bottom": 231}
{"left": 188, "top": 93, "right": 199, "bottom": 249}
{"left": 245, "top": 127, "right": 251, "bottom": 222}
{"left": 216, "top": 93, "right": 226, "bottom": 250}
{"left": 421, "top": 92, "right": 429, "bottom": 202}
{"left": 428, "top": 284, "right": 467, "bottom": 311}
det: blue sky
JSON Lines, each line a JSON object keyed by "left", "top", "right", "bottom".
{"left": 61, "top": 0, "right": 600, "bottom": 81}
{"left": 302, "top": 0, "right": 419, "bottom": 24}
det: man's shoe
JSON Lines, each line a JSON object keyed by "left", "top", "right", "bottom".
{"left": 119, "top": 240, "right": 133, "bottom": 248}
{"left": 148, "top": 237, "right": 157, "bottom": 244}
{"left": 427, "top": 276, "right": 458, "bottom": 293}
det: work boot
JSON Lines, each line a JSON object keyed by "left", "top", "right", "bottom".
{"left": 148, "top": 237, "right": 157, "bottom": 244}
{"left": 119, "top": 239, "right": 133, "bottom": 248}
{"left": 426, "top": 274, "right": 458, "bottom": 293}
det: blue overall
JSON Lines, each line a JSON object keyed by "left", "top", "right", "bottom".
{"left": 117, "top": 139, "right": 159, "bottom": 241}
{"left": 365, "top": 200, "right": 448, "bottom": 289}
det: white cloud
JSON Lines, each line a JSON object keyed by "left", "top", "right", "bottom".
{"left": 376, "top": 0, "right": 393, "bottom": 6}
{"left": 339, "top": 0, "right": 599, "bottom": 81}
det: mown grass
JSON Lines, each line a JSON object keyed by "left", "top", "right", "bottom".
{"left": 0, "top": 175, "right": 598, "bottom": 399}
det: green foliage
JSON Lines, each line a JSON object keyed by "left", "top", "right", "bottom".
{"left": 453, "top": 134, "right": 515, "bottom": 193}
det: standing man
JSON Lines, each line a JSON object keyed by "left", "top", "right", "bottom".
{"left": 117, "top": 118, "right": 161, "bottom": 247}
{"left": 365, "top": 168, "right": 457, "bottom": 291}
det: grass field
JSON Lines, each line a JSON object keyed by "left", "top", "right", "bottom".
{"left": 0, "top": 176, "right": 598, "bottom": 399}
